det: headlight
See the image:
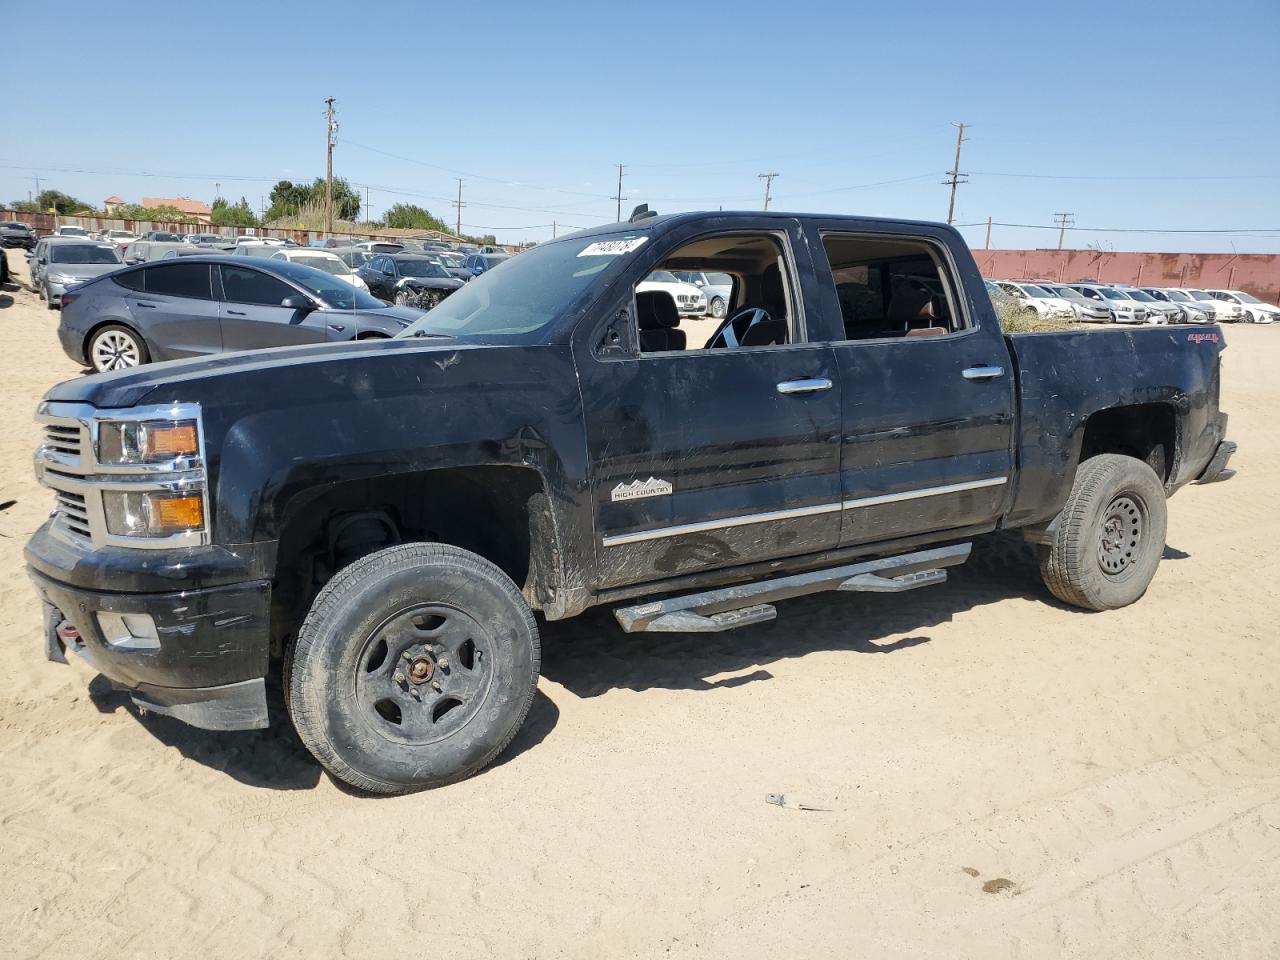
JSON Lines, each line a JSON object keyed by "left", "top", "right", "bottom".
{"left": 48, "top": 273, "right": 75, "bottom": 284}
{"left": 103, "top": 490, "right": 205, "bottom": 536}
{"left": 97, "top": 418, "right": 200, "bottom": 464}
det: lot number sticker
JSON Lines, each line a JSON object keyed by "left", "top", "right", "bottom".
{"left": 577, "top": 237, "right": 648, "bottom": 257}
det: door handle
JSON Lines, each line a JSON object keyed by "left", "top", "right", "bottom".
{"left": 962, "top": 365, "right": 1004, "bottom": 381}
{"left": 134, "top": 302, "right": 156, "bottom": 308}
{"left": 226, "top": 309, "right": 247, "bottom": 316}
{"left": 776, "top": 377, "right": 833, "bottom": 395}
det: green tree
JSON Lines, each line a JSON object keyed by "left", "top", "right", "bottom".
{"left": 265, "top": 177, "right": 359, "bottom": 222}
{"left": 211, "top": 196, "right": 259, "bottom": 227}
{"left": 36, "top": 189, "right": 92, "bottom": 214}
{"left": 382, "top": 203, "right": 451, "bottom": 233}
{"left": 111, "top": 203, "right": 196, "bottom": 223}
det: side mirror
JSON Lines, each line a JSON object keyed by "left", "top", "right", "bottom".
{"left": 281, "top": 294, "right": 314, "bottom": 312}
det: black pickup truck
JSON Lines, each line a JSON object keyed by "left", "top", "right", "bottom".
{"left": 26, "top": 209, "right": 1236, "bottom": 794}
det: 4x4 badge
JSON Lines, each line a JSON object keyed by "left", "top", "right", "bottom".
{"left": 611, "top": 477, "right": 673, "bottom": 502}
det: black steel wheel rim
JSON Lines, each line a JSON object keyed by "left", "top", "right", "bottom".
{"left": 1097, "top": 494, "right": 1145, "bottom": 578}
{"left": 354, "top": 603, "right": 494, "bottom": 745}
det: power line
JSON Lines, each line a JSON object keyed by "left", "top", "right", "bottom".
{"left": 971, "top": 170, "right": 1280, "bottom": 182}
{"left": 943, "top": 121, "right": 969, "bottom": 224}
{"left": 956, "top": 220, "right": 1280, "bottom": 235}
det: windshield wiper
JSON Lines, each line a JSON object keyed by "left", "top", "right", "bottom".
{"left": 411, "top": 330, "right": 454, "bottom": 339}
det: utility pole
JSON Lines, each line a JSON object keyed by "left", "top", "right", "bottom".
{"left": 943, "top": 121, "right": 969, "bottom": 224}
{"left": 758, "top": 172, "right": 779, "bottom": 210}
{"left": 612, "top": 164, "right": 627, "bottom": 221}
{"left": 452, "top": 178, "right": 465, "bottom": 238}
{"left": 984, "top": 216, "right": 993, "bottom": 249}
{"left": 324, "top": 97, "right": 337, "bottom": 233}
{"left": 1054, "top": 212, "right": 1075, "bottom": 250}
{"left": 365, "top": 186, "right": 371, "bottom": 229}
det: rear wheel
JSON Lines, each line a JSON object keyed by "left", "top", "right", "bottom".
{"left": 88, "top": 324, "right": 149, "bottom": 373}
{"left": 287, "top": 543, "right": 540, "bottom": 794}
{"left": 1039, "top": 454, "right": 1167, "bottom": 611}
{"left": 709, "top": 296, "right": 727, "bottom": 319}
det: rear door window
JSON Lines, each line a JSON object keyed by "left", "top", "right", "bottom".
{"left": 143, "top": 263, "right": 212, "bottom": 299}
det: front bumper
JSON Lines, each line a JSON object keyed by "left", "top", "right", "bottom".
{"left": 26, "top": 524, "right": 273, "bottom": 731}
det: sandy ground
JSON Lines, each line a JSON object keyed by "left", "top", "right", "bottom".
{"left": 0, "top": 248, "right": 1278, "bottom": 959}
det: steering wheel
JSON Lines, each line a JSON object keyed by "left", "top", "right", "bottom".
{"left": 707, "top": 306, "right": 771, "bottom": 349}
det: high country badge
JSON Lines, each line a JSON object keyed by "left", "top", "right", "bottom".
{"left": 611, "top": 477, "right": 674, "bottom": 502}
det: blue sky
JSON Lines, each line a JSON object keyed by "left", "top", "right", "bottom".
{"left": 3, "top": 0, "right": 1278, "bottom": 251}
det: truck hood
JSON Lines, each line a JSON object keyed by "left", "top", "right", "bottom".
{"left": 41, "top": 336, "right": 480, "bottom": 409}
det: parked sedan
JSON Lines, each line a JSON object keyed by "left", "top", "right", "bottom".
{"left": 1121, "top": 287, "right": 1179, "bottom": 324}
{"left": 97, "top": 229, "right": 138, "bottom": 248}
{"left": 1179, "top": 289, "right": 1243, "bottom": 323}
{"left": 270, "top": 248, "right": 370, "bottom": 291}
{"left": 461, "top": 253, "right": 510, "bottom": 279}
{"left": 0, "top": 220, "right": 37, "bottom": 249}
{"left": 1065, "top": 285, "right": 1149, "bottom": 323}
{"left": 56, "top": 256, "right": 426, "bottom": 373}
{"left": 1141, "top": 288, "right": 1210, "bottom": 323}
{"left": 1207, "top": 289, "right": 1280, "bottom": 324}
{"left": 996, "top": 282, "right": 1076, "bottom": 320}
{"left": 358, "top": 253, "right": 464, "bottom": 307}
{"left": 141, "top": 231, "right": 184, "bottom": 242}
{"left": 673, "top": 270, "right": 733, "bottom": 318}
{"left": 33, "top": 240, "right": 124, "bottom": 308}
{"left": 1038, "top": 284, "right": 1112, "bottom": 322}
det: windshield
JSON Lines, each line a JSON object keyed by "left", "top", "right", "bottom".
{"left": 50, "top": 244, "right": 121, "bottom": 264}
{"left": 1190, "top": 290, "right": 1213, "bottom": 301}
{"left": 1126, "top": 289, "right": 1156, "bottom": 302}
{"left": 292, "top": 254, "right": 351, "bottom": 276}
{"left": 265, "top": 260, "right": 386, "bottom": 310}
{"left": 397, "top": 258, "right": 451, "bottom": 279}
{"left": 1051, "top": 286, "right": 1086, "bottom": 301}
{"left": 59, "top": 227, "right": 88, "bottom": 236}
{"left": 1230, "top": 291, "right": 1261, "bottom": 303}
{"left": 1166, "top": 290, "right": 1191, "bottom": 302}
{"left": 647, "top": 270, "right": 679, "bottom": 283}
{"left": 399, "top": 233, "right": 643, "bottom": 341}
{"left": 1101, "top": 288, "right": 1131, "bottom": 300}
{"left": 1022, "top": 285, "right": 1052, "bottom": 298}
{"left": 107, "top": 231, "right": 133, "bottom": 238}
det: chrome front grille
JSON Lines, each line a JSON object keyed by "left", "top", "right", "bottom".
{"left": 51, "top": 490, "right": 91, "bottom": 542}
{"left": 43, "top": 422, "right": 84, "bottom": 460}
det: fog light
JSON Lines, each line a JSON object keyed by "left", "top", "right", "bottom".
{"left": 97, "top": 612, "right": 160, "bottom": 651}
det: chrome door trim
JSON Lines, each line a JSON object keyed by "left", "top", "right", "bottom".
{"left": 842, "top": 476, "right": 1007, "bottom": 510}
{"left": 601, "top": 476, "right": 1009, "bottom": 546}
{"left": 602, "top": 501, "right": 843, "bottom": 547}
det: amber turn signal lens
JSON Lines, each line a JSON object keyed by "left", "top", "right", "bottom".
{"left": 150, "top": 494, "right": 204, "bottom": 531}
{"left": 144, "top": 423, "right": 199, "bottom": 459}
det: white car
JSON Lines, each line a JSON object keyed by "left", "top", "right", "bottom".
{"left": 637, "top": 270, "right": 706, "bottom": 317}
{"left": 1120, "top": 287, "right": 1178, "bottom": 324}
{"left": 1206, "top": 289, "right": 1279, "bottom": 324}
{"left": 54, "top": 225, "right": 90, "bottom": 238}
{"left": 1140, "top": 288, "right": 1210, "bottom": 324}
{"left": 1066, "top": 285, "right": 1149, "bottom": 324}
{"left": 1181, "top": 289, "right": 1244, "bottom": 323}
{"left": 996, "top": 282, "right": 1075, "bottom": 320}
{"left": 234, "top": 235, "right": 285, "bottom": 247}
{"left": 270, "top": 249, "right": 370, "bottom": 291}
{"left": 673, "top": 270, "right": 733, "bottom": 319}
{"left": 97, "top": 229, "right": 138, "bottom": 247}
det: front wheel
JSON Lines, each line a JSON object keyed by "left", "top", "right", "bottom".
{"left": 394, "top": 290, "right": 411, "bottom": 306}
{"left": 287, "top": 543, "right": 540, "bottom": 794}
{"left": 709, "top": 296, "right": 727, "bottom": 319}
{"left": 1039, "top": 454, "right": 1167, "bottom": 611}
{"left": 88, "top": 324, "right": 149, "bottom": 373}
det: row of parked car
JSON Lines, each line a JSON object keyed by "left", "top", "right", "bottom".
{"left": 987, "top": 278, "right": 1280, "bottom": 325}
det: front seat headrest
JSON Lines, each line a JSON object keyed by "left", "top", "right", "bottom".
{"left": 636, "top": 290, "right": 680, "bottom": 329}
{"left": 761, "top": 263, "right": 787, "bottom": 317}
